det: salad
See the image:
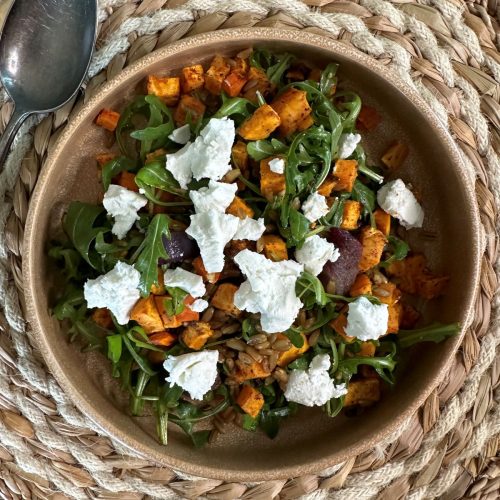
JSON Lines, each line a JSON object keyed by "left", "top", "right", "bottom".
{"left": 50, "top": 48, "right": 458, "bottom": 447}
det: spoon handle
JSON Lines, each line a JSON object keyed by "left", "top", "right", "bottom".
{"left": 0, "top": 107, "right": 30, "bottom": 168}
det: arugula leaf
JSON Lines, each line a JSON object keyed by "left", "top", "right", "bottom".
{"left": 352, "top": 180, "right": 376, "bottom": 218}
{"left": 135, "top": 161, "right": 186, "bottom": 201}
{"left": 107, "top": 334, "right": 122, "bottom": 364}
{"left": 382, "top": 235, "right": 409, "bottom": 266}
{"left": 288, "top": 356, "right": 310, "bottom": 370}
{"left": 213, "top": 94, "right": 254, "bottom": 119}
{"left": 247, "top": 138, "right": 287, "bottom": 161}
{"left": 48, "top": 246, "right": 81, "bottom": 280}
{"left": 115, "top": 95, "right": 149, "bottom": 157}
{"left": 319, "top": 63, "right": 339, "bottom": 95}
{"left": 63, "top": 202, "right": 108, "bottom": 270}
{"left": 267, "top": 53, "right": 294, "bottom": 85}
{"left": 398, "top": 323, "right": 460, "bottom": 349}
{"left": 242, "top": 414, "right": 258, "bottom": 431}
{"left": 296, "top": 271, "right": 329, "bottom": 308}
{"left": 334, "top": 91, "right": 362, "bottom": 130}
{"left": 135, "top": 214, "right": 170, "bottom": 296}
{"left": 285, "top": 328, "right": 305, "bottom": 348}
{"left": 283, "top": 207, "right": 310, "bottom": 247}
{"left": 101, "top": 157, "right": 136, "bottom": 191}
{"left": 122, "top": 334, "right": 157, "bottom": 376}
{"left": 53, "top": 287, "right": 86, "bottom": 322}
{"left": 242, "top": 318, "right": 257, "bottom": 341}
{"left": 164, "top": 286, "right": 188, "bottom": 316}
{"left": 130, "top": 122, "right": 174, "bottom": 142}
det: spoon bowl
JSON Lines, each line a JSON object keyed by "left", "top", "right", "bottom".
{"left": 0, "top": 0, "right": 97, "bottom": 164}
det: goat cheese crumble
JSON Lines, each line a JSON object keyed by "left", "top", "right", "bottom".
{"left": 166, "top": 118, "right": 235, "bottom": 188}
{"left": 189, "top": 180, "right": 237, "bottom": 213}
{"left": 164, "top": 350, "right": 218, "bottom": 400}
{"left": 103, "top": 185, "right": 147, "bottom": 240}
{"left": 186, "top": 210, "right": 239, "bottom": 273}
{"left": 233, "top": 217, "right": 266, "bottom": 241}
{"left": 83, "top": 261, "right": 140, "bottom": 325}
{"left": 295, "top": 235, "right": 340, "bottom": 276}
{"left": 285, "top": 354, "right": 348, "bottom": 406}
{"left": 345, "top": 296, "right": 389, "bottom": 340}
{"left": 338, "top": 133, "right": 361, "bottom": 159}
{"left": 233, "top": 249, "right": 304, "bottom": 333}
{"left": 302, "top": 192, "right": 329, "bottom": 222}
{"left": 377, "top": 178, "right": 424, "bottom": 229}
{"left": 269, "top": 158, "right": 285, "bottom": 174}
{"left": 168, "top": 124, "right": 191, "bottom": 145}
{"left": 190, "top": 299, "right": 209, "bottom": 313}
{"left": 164, "top": 267, "right": 206, "bottom": 298}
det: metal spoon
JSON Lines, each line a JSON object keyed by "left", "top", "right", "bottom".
{"left": 0, "top": 0, "right": 97, "bottom": 166}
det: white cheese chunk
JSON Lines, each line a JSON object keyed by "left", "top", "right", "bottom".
{"left": 185, "top": 210, "right": 239, "bottom": 273}
{"left": 164, "top": 267, "right": 206, "bottom": 298}
{"left": 345, "top": 296, "right": 389, "bottom": 340}
{"left": 103, "top": 185, "right": 147, "bottom": 240}
{"left": 284, "top": 354, "right": 348, "bottom": 407}
{"left": 233, "top": 217, "right": 266, "bottom": 241}
{"left": 168, "top": 124, "right": 191, "bottom": 145}
{"left": 377, "top": 178, "right": 424, "bottom": 229}
{"left": 84, "top": 261, "right": 140, "bottom": 325}
{"left": 164, "top": 350, "right": 218, "bottom": 400}
{"left": 269, "top": 158, "right": 285, "bottom": 174}
{"left": 233, "top": 249, "right": 304, "bottom": 333}
{"left": 301, "top": 192, "right": 329, "bottom": 222}
{"left": 295, "top": 235, "right": 340, "bottom": 276}
{"left": 165, "top": 141, "right": 193, "bottom": 189}
{"left": 190, "top": 299, "right": 209, "bottom": 313}
{"left": 338, "top": 133, "right": 361, "bottom": 159}
{"left": 189, "top": 180, "right": 237, "bottom": 213}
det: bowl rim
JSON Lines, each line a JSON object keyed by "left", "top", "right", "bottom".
{"left": 23, "top": 27, "right": 482, "bottom": 481}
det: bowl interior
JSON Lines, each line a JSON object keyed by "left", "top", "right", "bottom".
{"left": 24, "top": 29, "right": 480, "bottom": 481}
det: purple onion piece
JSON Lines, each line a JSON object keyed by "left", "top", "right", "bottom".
{"left": 160, "top": 231, "right": 199, "bottom": 265}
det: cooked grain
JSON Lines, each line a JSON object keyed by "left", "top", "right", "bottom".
{"left": 269, "top": 333, "right": 278, "bottom": 344}
{"left": 254, "top": 341, "right": 271, "bottom": 351}
{"left": 261, "top": 357, "right": 270, "bottom": 373}
{"left": 272, "top": 339, "right": 292, "bottom": 352}
{"left": 269, "top": 352, "right": 279, "bottom": 371}
{"left": 226, "top": 338, "right": 246, "bottom": 351}
{"left": 244, "top": 345, "right": 263, "bottom": 362}
{"left": 208, "top": 429, "right": 219, "bottom": 443}
{"left": 223, "top": 168, "right": 241, "bottom": 183}
{"left": 259, "top": 348, "right": 274, "bottom": 356}
{"left": 221, "top": 323, "right": 241, "bottom": 335}
{"left": 225, "top": 358, "right": 235, "bottom": 371}
{"left": 247, "top": 333, "right": 267, "bottom": 345}
{"left": 308, "top": 329, "right": 320, "bottom": 347}
{"left": 201, "top": 306, "right": 215, "bottom": 322}
{"left": 238, "top": 352, "right": 254, "bottom": 365}
{"left": 273, "top": 367, "right": 288, "bottom": 383}
{"left": 298, "top": 309, "right": 307, "bottom": 327}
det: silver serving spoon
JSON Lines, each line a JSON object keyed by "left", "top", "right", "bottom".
{"left": 0, "top": 0, "right": 97, "bottom": 165}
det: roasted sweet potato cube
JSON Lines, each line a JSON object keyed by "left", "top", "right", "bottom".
{"left": 387, "top": 255, "right": 426, "bottom": 295}
{"left": 344, "top": 378, "right": 381, "bottom": 407}
{"left": 317, "top": 175, "right": 336, "bottom": 197}
{"left": 416, "top": 274, "right": 449, "bottom": 300}
{"left": 372, "top": 282, "right": 401, "bottom": 306}
{"left": 91, "top": 308, "right": 114, "bottom": 329}
{"left": 96, "top": 153, "right": 117, "bottom": 167}
{"left": 95, "top": 109, "right": 120, "bottom": 131}
{"left": 222, "top": 70, "right": 248, "bottom": 97}
{"left": 174, "top": 95, "right": 206, "bottom": 126}
{"left": 146, "top": 148, "right": 167, "bottom": 164}
{"left": 233, "top": 361, "right": 271, "bottom": 382}
{"left": 130, "top": 296, "right": 164, "bottom": 334}
{"left": 180, "top": 64, "right": 205, "bottom": 93}
{"left": 114, "top": 171, "right": 138, "bottom": 192}
{"left": 192, "top": 256, "right": 220, "bottom": 284}
{"left": 231, "top": 141, "right": 249, "bottom": 172}
{"left": 211, "top": 283, "right": 240, "bottom": 317}
{"left": 296, "top": 113, "right": 315, "bottom": 131}
{"left": 329, "top": 309, "right": 355, "bottom": 343}
{"left": 374, "top": 209, "right": 391, "bottom": 236}
{"left": 236, "top": 385, "right": 264, "bottom": 418}
{"left": 238, "top": 104, "right": 281, "bottom": 141}
{"left": 150, "top": 268, "right": 165, "bottom": 295}
{"left": 333, "top": 160, "right": 358, "bottom": 193}
{"left": 149, "top": 331, "right": 177, "bottom": 347}
{"left": 242, "top": 66, "right": 272, "bottom": 103}
{"left": 205, "top": 55, "right": 231, "bottom": 95}
{"left": 359, "top": 341, "right": 376, "bottom": 357}
{"left": 400, "top": 304, "right": 420, "bottom": 329}
{"left": 356, "top": 105, "right": 382, "bottom": 132}
{"left": 277, "top": 333, "right": 309, "bottom": 367}
{"left": 147, "top": 75, "right": 180, "bottom": 106}
{"left": 340, "top": 200, "right": 362, "bottom": 230}
{"left": 259, "top": 235, "right": 288, "bottom": 262}
{"left": 155, "top": 295, "right": 199, "bottom": 329}
{"left": 226, "top": 196, "right": 254, "bottom": 219}
{"left": 387, "top": 302, "right": 402, "bottom": 334}
{"left": 381, "top": 141, "right": 409, "bottom": 170}
{"left": 358, "top": 227, "right": 387, "bottom": 272}
{"left": 271, "top": 88, "right": 312, "bottom": 136}
{"left": 260, "top": 157, "right": 286, "bottom": 201}
{"left": 181, "top": 322, "right": 214, "bottom": 350}
{"left": 349, "top": 273, "right": 372, "bottom": 297}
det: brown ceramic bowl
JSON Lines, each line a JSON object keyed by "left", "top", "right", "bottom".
{"left": 24, "top": 29, "right": 481, "bottom": 481}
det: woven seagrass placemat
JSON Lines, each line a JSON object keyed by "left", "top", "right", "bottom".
{"left": 0, "top": 0, "right": 498, "bottom": 498}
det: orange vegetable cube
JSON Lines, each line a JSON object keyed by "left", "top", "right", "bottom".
{"left": 356, "top": 105, "right": 382, "bottom": 132}
{"left": 358, "top": 227, "right": 387, "bottom": 272}
{"left": 372, "top": 282, "right": 401, "bottom": 306}
{"left": 260, "top": 157, "right": 286, "bottom": 201}
{"left": 381, "top": 141, "right": 409, "bottom": 170}
{"left": 340, "top": 200, "right": 362, "bottom": 230}
{"left": 258, "top": 234, "right": 288, "bottom": 262}
{"left": 400, "top": 304, "right": 420, "bottom": 329}
{"left": 147, "top": 75, "right": 180, "bottom": 106}
{"left": 95, "top": 109, "right": 120, "bottom": 131}
{"left": 181, "top": 321, "right": 214, "bottom": 350}
{"left": 277, "top": 333, "right": 309, "bottom": 367}
{"left": 387, "top": 302, "right": 402, "bottom": 334}
{"left": 130, "top": 296, "right": 164, "bottom": 334}
{"left": 238, "top": 104, "right": 281, "bottom": 140}
{"left": 174, "top": 95, "right": 206, "bottom": 126}
{"left": 205, "top": 55, "right": 231, "bottom": 95}
{"left": 91, "top": 308, "right": 114, "bottom": 329}
{"left": 149, "top": 331, "right": 177, "bottom": 347}
{"left": 233, "top": 361, "right": 271, "bottom": 382}
{"left": 359, "top": 342, "right": 376, "bottom": 357}
{"left": 349, "top": 274, "right": 372, "bottom": 297}
{"left": 236, "top": 385, "right": 264, "bottom": 418}
{"left": 374, "top": 209, "right": 391, "bottom": 236}
{"left": 114, "top": 171, "right": 139, "bottom": 192}
{"left": 180, "top": 64, "right": 205, "bottom": 94}
{"left": 270, "top": 88, "right": 312, "bottom": 136}
{"left": 232, "top": 141, "right": 249, "bottom": 172}
{"left": 192, "top": 256, "right": 220, "bottom": 284}
{"left": 333, "top": 160, "right": 358, "bottom": 193}
{"left": 242, "top": 66, "right": 272, "bottom": 103}
{"left": 329, "top": 309, "right": 355, "bottom": 343}
{"left": 227, "top": 196, "right": 254, "bottom": 219}
{"left": 344, "top": 378, "right": 381, "bottom": 407}
{"left": 210, "top": 283, "right": 241, "bottom": 317}
{"left": 297, "top": 113, "right": 315, "bottom": 131}
{"left": 155, "top": 295, "right": 199, "bottom": 329}
{"left": 222, "top": 70, "right": 248, "bottom": 97}
{"left": 416, "top": 275, "right": 449, "bottom": 300}
{"left": 96, "top": 153, "right": 117, "bottom": 167}
{"left": 317, "top": 175, "right": 336, "bottom": 197}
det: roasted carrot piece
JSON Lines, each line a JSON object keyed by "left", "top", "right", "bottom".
{"left": 95, "top": 109, "right": 120, "bottom": 131}
{"left": 236, "top": 385, "right": 264, "bottom": 418}
{"left": 130, "top": 296, "right": 164, "bottom": 333}
{"left": 146, "top": 148, "right": 167, "bottom": 164}
{"left": 222, "top": 67, "right": 248, "bottom": 97}
{"left": 114, "top": 171, "right": 138, "bottom": 192}
{"left": 155, "top": 295, "right": 199, "bottom": 329}
{"left": 296, "top": 113, "right": 314, "bottom": 131}
{"left": 149, "top": 331, "right": 177, "bottom": 347}
{"left": 356, "top": 105, "right": 382, "bottom": 131}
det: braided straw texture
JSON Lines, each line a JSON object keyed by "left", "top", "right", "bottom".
{"left": 0, "top": 0, "right": 498, "bottom": 498}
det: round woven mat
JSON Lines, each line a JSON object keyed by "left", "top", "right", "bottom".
{"left": 0, "top": 0, "right": 499, "bottom": 498}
